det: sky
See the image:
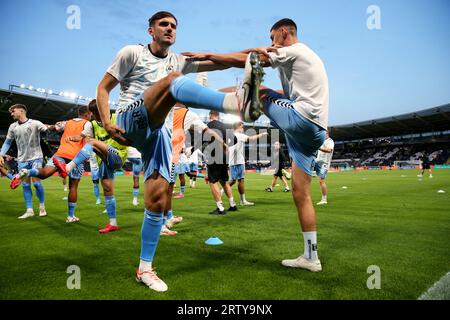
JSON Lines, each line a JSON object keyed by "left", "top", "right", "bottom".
{"left": 0, "top": 0, "right": 449, "bottom": 125}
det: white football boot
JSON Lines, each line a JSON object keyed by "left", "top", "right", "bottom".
{"left": 237, "top": 52, "right": 265, "bottom": 122}
{"left": 281, "top": 255, "right": 322, "bottom": 272}
{"left": 136, "top": 269, "right": 168, "bottom": 292}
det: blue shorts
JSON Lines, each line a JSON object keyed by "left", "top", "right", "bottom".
{"left": 98, "top": 146, "right": 124, "bottom": 180}
{"left": 117, "top": 98, "right": 172, "bottom": 183}
{"left": 230, "top": 164, "right": 245, "bottom": 180}
{"left": 314, "top": 161, "right": 328, "bottom": 180}
{"left": 18, "top": 158, "right": 44, "bottom": 171}
{"left": 175, "top": 163, "right": 189, "bottom": 175}
{"left": 128, "top": 157, "right": 142, "bottom": 176}
{"left": 189, "top": 162, "right": 198, "bottom": 172}
{"left": 46, "top": 156, "right": 84, "bottom": 180}
{"left": 263, "top": 91, "right": 326, "bottom": 176}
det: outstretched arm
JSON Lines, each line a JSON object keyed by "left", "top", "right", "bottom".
{"left": 183, "top": 47, "right": 274, "bottom": 70}
{"left": 0, "top": 138, "right": 13, "bottom": 166}
{"left": 319, "top": 147, "right": 333, "bottom": 153}
{"left": 247, "top": 131, "right": 268, "bottom": 142}
{"left": 204, "top": 128, "right": 228, "bottom": 150}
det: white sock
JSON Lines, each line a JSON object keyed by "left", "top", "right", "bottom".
{"left": 229, "top": 197, "right": 236, "bottom": 207}
{"left": 216, "top": 201, "right": 225, "bottom": 211}
{"left": 139, "top": 260, "right": 152, "bottom": 272}
{"left": 322, "top": 195, "right": 327, "bottom": 201}
{"left": 222, "top": 93, "right": 239, "bottom": 114}
{"left": 39, "top": 204, "right": 45, "bottom": 210}
{"left": 26, "top": 208, "right": 34, "bottom": 214}
{"left": 240, "top": 194, "right": 246, "bottom": 202}
{"left": 303, "top": 231, "right": 318, "bottom": 261}
{"left": 109, "top": 218, "right": 117, "bottom": 226}
{"left": 66, "top": 161, "right": 76, "bottom": 173}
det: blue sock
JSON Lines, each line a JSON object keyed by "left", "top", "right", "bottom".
{"left": 180, "top": 186, "right": 185, "bottom": 194}
{"left": 6, "top": 173, "right": 14, "bottom": 180}
{"left": 167, "top": 210, "right": 173, "bottom": 220}
{"left": 22, "top": 182, "right": 33, "bottom": 209}
{"left": 104, "top": 195, "right": 116, "bottom": 219}
{"left": 73, "top": 144, "right": 94, "bottom": 166}
{"left": 93, "top": 183, "right": 100, "bottom": 200}
{"left": 33, "top": 182, "right": 45, "bottom": 204}
{"left": 140, "top": 210, "right": 164, "bottom": 262}
{"left": 133, "top": 188, "right": 139, "bottom": 197}
{"left": 170, "top": 76, "right": 225, "bottom": 112}
{"left": 28, "top": 168, "right": 39, "bottom": 177}
{"left": 68, "top": 202, "right": 76, "bottom": 218}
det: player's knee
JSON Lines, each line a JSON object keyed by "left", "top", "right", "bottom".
{"left": 292, "top": 184, "right": 310, "bottom": 201}
{"left": 144, "top": 186, "right": 167, "bottom": 212}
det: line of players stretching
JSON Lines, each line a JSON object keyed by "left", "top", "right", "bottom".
{"left": 1, "top": 12, "right": 330, "bottom": 293}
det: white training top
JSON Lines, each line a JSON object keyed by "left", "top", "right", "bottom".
{"left": 316, "top": 138, "right": 335, "bottom": 168}
{"left": 188, "top": 148, "right": 203, "bottom": 165}
{"left": 179, "top": 152, "right": 189, "bottom": 165}
{"left": 127, "top": 146, "right": 142, "bottom": 159}
{"left": 6, "top": 119, "right": 48, "bottom": 162}
{"left": 269, "top": 42, "right": 329, "bottom": 129}
{"left": 184, "top": 109, "right": 208, "bottom": 134}
{"left": 107, "top": 44, "right": 199, "bottom": 109}
{"left": 229, "top": 132, "right": 249, "bottom": 166}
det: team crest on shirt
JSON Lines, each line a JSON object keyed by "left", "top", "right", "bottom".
{"left": 166, "top": 64, "right": 175, "bottom": 73}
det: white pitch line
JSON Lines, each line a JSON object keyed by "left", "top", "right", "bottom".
{"left": 418, "top": 271, "right": 450, "bottom": 300}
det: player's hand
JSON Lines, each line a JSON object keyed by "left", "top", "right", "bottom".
{"left": 0, "top": 156, "right": 4, "bottom": 167}
{"left": 252, "top": 46, "right": 280, "bottom": 59}
{"left": 250, "top": 47, "right": 272, "bottom": 59}
{"left": 104, "top": 123, "right": 132, "bottom": 146}
{"left": 182, "top": 52, "right": 211, "bottom": 61}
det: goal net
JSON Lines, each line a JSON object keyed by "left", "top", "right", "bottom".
{"left": 393, "top": 160, "right": 422, "bottom": 169}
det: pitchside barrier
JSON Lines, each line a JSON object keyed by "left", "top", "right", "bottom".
{"left": 49, "top": 164, "right": 448, "bottom": 177}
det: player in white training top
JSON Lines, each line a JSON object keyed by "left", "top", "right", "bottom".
{"left": 186, "top": 147, "right": 203, "bottom": 188}
{"left": 127, "top": 146, "right": 142, "bottom": 206}
{"left": 314, "top": 132, "right": 334, "bottom": 205}
{"left": 95, "top": 11, "right": 253, "bottom": 292}
{"left": 228, "top": 121, "right": 267, "bottom": 206}
{"left": 0, "top": 104, "right": 49, "bottom": 219}
{"left": 184, "top": 18, "right": 329, "bottom": 272}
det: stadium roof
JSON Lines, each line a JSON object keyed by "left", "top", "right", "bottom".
{"left": 329, "top": 104, "right": 450, "bottom": 141}
{"left": 1, "top": 87, "right": 449, "bottom": 141}
{"left": 0, "top": 88, "right": 86, "bottom": 130}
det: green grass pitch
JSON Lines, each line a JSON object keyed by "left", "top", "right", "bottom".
{"left": 0, "top": 169, "right": 449, "bottom": 300}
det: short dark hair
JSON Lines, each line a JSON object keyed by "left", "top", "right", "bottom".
{"left": 148, "top": 11, "right": 177, "bottom": 27}
{"left": 270, "top": 18, "right": 297, "bottom": 33}
{"left": 88, "top": 99, "right": 98, "bottom": 113}
{"left": 209, "top": 110, "right": 219, "bottom": 117}
{"left": 78, "top": 105, "right": 89, "bottom": 116}
{"left": 9, "top": 104, "right": 27, "bottom": 113}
